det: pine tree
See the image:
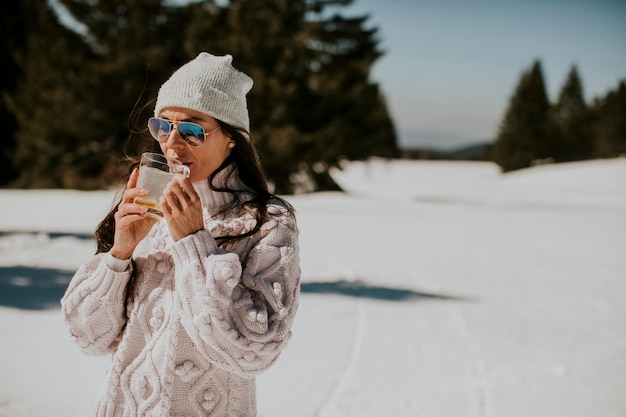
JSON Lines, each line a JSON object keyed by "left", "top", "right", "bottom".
{"left": 1, "top": 0, "right": 36, "bottom": 185}
{"left": 551, "top": 65, "right": 593, "bottom": 162}
{"left": 7, "top": 0, "right": 99, "bottom": 188}
{"left": 493, "top": 60, "right": 552, "bottom": 172}
{"left": 54, "top": 0, "right": 196, "bottom": 184}
{"left": 592, "top": 80, "right": 626, "bottom": 158}
{"left": 299, "top": 10, "right": 397, "bottom": 162}
{"left": 200, "top": 0, "right": 313, "bottom": 192}
{"left": 7, "top": 0, "right": 197, "bottom": 188}
{"left": 181, "top": 0, "right": 397, "bottom": 192}
{"left": 6, "top": 0, "right": 396, "bottom": 191}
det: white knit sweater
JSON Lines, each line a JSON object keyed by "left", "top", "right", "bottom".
{"left": 61, "top": 172, "right": 300, "bottom": 417}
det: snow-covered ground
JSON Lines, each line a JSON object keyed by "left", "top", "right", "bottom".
{"left": 1, "top": 158, "right": 625, "bottom": 417}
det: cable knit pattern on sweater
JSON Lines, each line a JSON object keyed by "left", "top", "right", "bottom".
{"left": 61, "top": 171, "right": 300, "bottom": 417}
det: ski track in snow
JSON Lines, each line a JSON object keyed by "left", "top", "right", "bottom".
{"left": 451, "top": 305, "right": 495, "bottom": 417}
{"left": 313, "top": 302, "right": 367, "bottom": 417}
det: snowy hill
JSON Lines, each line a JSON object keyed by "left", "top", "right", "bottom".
{"left": 0, "top": 158, "right": 625, "bottom": 417}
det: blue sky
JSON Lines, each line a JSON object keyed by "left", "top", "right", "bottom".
{"left": 52, "top": 0, "right": 626, "bottom": 150}
{"left": 344, "top": 0, "right": 626, "bottom": 149}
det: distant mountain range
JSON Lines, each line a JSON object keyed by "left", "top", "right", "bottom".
{"left": 399, "top": 141, "right": 493, "bottom": 161}
{"left": 397, "top": 129, "right": 493, "bottom": 160}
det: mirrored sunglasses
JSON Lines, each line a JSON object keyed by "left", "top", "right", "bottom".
{"left": 148, "top": 117, "right": 220, "bottom": 147}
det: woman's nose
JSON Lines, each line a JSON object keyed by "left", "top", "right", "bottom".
{"left": 164, "top": 126, "right": 185, "bottom": 148}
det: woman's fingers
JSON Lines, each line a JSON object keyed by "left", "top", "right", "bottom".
{"left": 116, "top": 201, "right": 148, "bottom": 218}
{"left": 128, "top": 167, "right": 140, "bottom": 188}
{"left": 162, "top": 175, "right": 198, "bottom": 212}
{"left": 162, "top": 186, "right": 182, "bottom": 214}
{"left": 120, "top": 169, "right": 148, "bottom": 206}
{"left": 116, "top": 170, "right": 150, "bottom": 227}
{"left": 160, "top": 175, "right": 203, "bottom": 241}
{"left": 160, "top": 196, "right": 172, "bottom": 216}
{"left": 176, "top": 175, "right": 198, "bottom": 202}
{"left": 122, "top": 190, "right": 148, "bottom": 209}
{"left": 109, "top": 168, "right": 158, "bottom": 258}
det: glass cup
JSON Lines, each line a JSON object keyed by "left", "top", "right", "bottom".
{"left": 134, "top": 152, "right": 190, "bottom": 219}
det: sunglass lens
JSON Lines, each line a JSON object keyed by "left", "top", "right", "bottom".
{"left": 178, "top": 122, "right": 205, "bottom": 146}
{"left": 148, "top": 118, "right": 171, "bottom": 142}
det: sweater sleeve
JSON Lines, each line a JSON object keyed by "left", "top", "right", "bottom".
{"left": 60, "top": 252, "right": 131, "bottom": 356}
{"left": 171, "top": 204, "right": 300, "bottom": 378}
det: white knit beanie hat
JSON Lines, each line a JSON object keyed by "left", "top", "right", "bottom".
{"left": 154, "top": 52, "right": 254, "bottom": 132}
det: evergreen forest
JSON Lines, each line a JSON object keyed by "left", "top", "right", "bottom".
{"left": 493, "top": 60, "right": 626, "bottom": 171}
{"left": 2, "top": 1, "right": 624, "bottom": 192}
{"left": 2, "top": 0, "right": 398, "bottom": 193}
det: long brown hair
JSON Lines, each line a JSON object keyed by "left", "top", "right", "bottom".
{"left": 95, "top": 120, "right": 294, "bottom": 254}
{"left": 94, "top": 117, "right": 294, "bottom": 316}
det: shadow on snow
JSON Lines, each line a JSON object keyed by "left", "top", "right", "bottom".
{"left": 301, "top": 280, "right": 466, "bottom": 302}
{"left": 0, "top": 266, "right": 73, "bottom": 310}
{"left": 0, "top": 269, "right": 467, "bottom": 310}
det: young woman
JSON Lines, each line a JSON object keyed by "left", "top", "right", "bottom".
{"left": 61, "top": 52, "right": 300, "bottom": 417}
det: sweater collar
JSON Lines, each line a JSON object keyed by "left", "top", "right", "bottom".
{"left": 193, "top": 164, "right": 255, "bottom": 215}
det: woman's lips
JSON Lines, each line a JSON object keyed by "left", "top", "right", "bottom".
{"left": 171, "top": 155, "right": 191, "bottom": 166}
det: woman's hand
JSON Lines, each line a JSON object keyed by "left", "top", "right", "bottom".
{"left": 160, "top": 175, "right": 204, "bottom": 242}
{"left": 110, "top": 168, "right": 158, "bottom": 259}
